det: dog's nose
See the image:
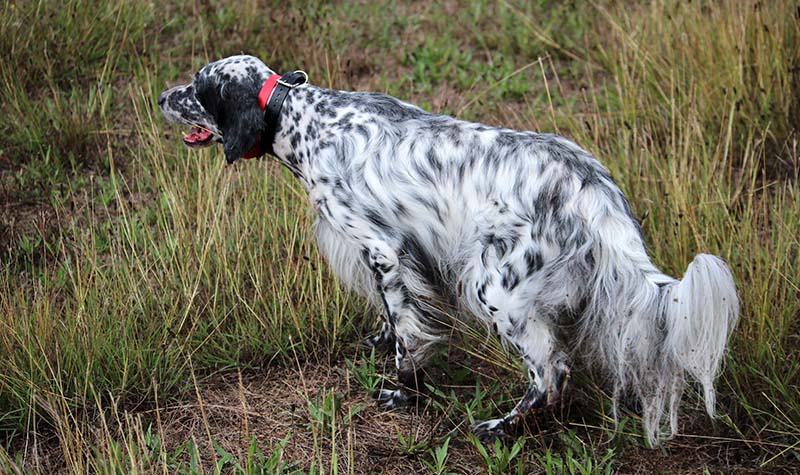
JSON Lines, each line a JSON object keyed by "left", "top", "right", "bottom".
{"left": 157, "top": 92, "right": 167, "bottom": 107}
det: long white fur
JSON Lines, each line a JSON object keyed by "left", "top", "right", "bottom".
{"left": 580, "top": 192, "right": 739, "bottom": 444}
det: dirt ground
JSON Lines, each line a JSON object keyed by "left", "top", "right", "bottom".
{"left": 17, "top": 362, "right": 792, "bottom": 474}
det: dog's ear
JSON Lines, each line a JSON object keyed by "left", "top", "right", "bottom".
{"left": 219, "top": 89, "right": 263, "bottom": 164}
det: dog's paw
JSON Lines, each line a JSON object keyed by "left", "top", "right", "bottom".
{"left": 373, "top": 388, "right": 414, "bottom": 410}
{"left": 470, "top": 418, "right": 512, "bottom": 444}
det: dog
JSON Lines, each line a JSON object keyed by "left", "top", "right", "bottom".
{"left": 158, "top": 55, "right": 739, "bottom": 445}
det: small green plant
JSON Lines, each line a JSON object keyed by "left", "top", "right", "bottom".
{"left": 462, "top": 381, "right": 496, "bottom": 424}
{"left": 396, "top": 429, "right": 430, "bottom": 456}
{"left": 426, "top": 378, "right": 501, "bottom": 425}
{"left": 307, "top": 389, "right": 343, "bottom": 434}
{"left": 423, "top": 437, "right": 455, "bottom": 475}
{"left": 346, "top": 348, "right": 383, "bottom": 394}
{"left": 208, "top": 434, "right": 305, "bottom": 475}
{"left": 469, "top": 435, "right": 526, "bottom": 475}
{"left": 536, "top": 431, "right": 615, "bottom": 475}
{"left": 17, "top": 234, "right": 41, "bottom": 257}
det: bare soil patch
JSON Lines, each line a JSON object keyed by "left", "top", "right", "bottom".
{"left": 153, "top": 363, "right": 799, "bottom": 474}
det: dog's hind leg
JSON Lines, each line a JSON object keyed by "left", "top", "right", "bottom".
{"left": 464, "top": 249, "right": 571, "bottom": 441}
{"left": 471, "top": 340, "right": 571, "bottom": 442}
{"left": 470, "top": 315, "right": 571, "bottom": 441}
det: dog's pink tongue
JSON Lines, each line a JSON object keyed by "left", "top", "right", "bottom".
{"left": 183, "top": 127, "right": 212, "bottom": 144}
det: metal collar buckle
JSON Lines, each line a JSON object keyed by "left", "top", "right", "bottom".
{"left": 277, "top": 70, "right": 309, "bottom": 89}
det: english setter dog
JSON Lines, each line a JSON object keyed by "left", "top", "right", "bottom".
{"left": 158, "top": 55, "right": 739, "bottom": 445}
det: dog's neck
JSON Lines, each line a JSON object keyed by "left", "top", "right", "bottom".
{"left": 267, "top": 84, "right": 330, "bottom": 188}
{"left": 247, "top": 72, "right": 308, "bottom": 160}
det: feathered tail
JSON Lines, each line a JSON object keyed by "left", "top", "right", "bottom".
{"left": 582, "top": 213, "right": 739, "bottom": 446}
{"left": 660, "top": 254, "right": 739, "bottom": 419}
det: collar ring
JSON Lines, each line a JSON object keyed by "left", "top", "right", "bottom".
{"left": 277, "top": 70, "right": 308, "bottom": 89}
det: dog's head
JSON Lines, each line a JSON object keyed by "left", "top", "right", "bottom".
{"left": 158, "top": 55, "right": 273, "bottom": 163}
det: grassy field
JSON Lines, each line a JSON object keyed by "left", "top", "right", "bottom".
{"left": 1, "top": 0, "right": 799, "bottom": 473}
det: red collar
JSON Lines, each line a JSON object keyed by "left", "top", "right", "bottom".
{"left": 242, "top": 74, "right": 281, "bottom": 159}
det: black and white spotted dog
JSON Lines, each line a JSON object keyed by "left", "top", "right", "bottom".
{"left": 158, "top": 55, "right": 739, "bottom": 445}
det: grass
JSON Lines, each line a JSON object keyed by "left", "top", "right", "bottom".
{"left": 1, "top": 0, "right": 799, "bottom": 473}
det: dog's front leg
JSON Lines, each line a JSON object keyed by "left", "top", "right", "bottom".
{"left": 361, "top": 242, "right": 432, "bottom": 410}
{"left": 364, "top": 320, "right": 396, "bottom": 353}
{"left": 312, "top": 184, "right": 439, "bottom": 410}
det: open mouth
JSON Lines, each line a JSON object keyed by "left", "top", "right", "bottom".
{"left": 183, "top": 127, "right": 215, "bottom": 147}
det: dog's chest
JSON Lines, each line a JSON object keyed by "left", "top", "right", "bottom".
{"left": 312, "top": 217, "right": 378, "bottom": 304}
